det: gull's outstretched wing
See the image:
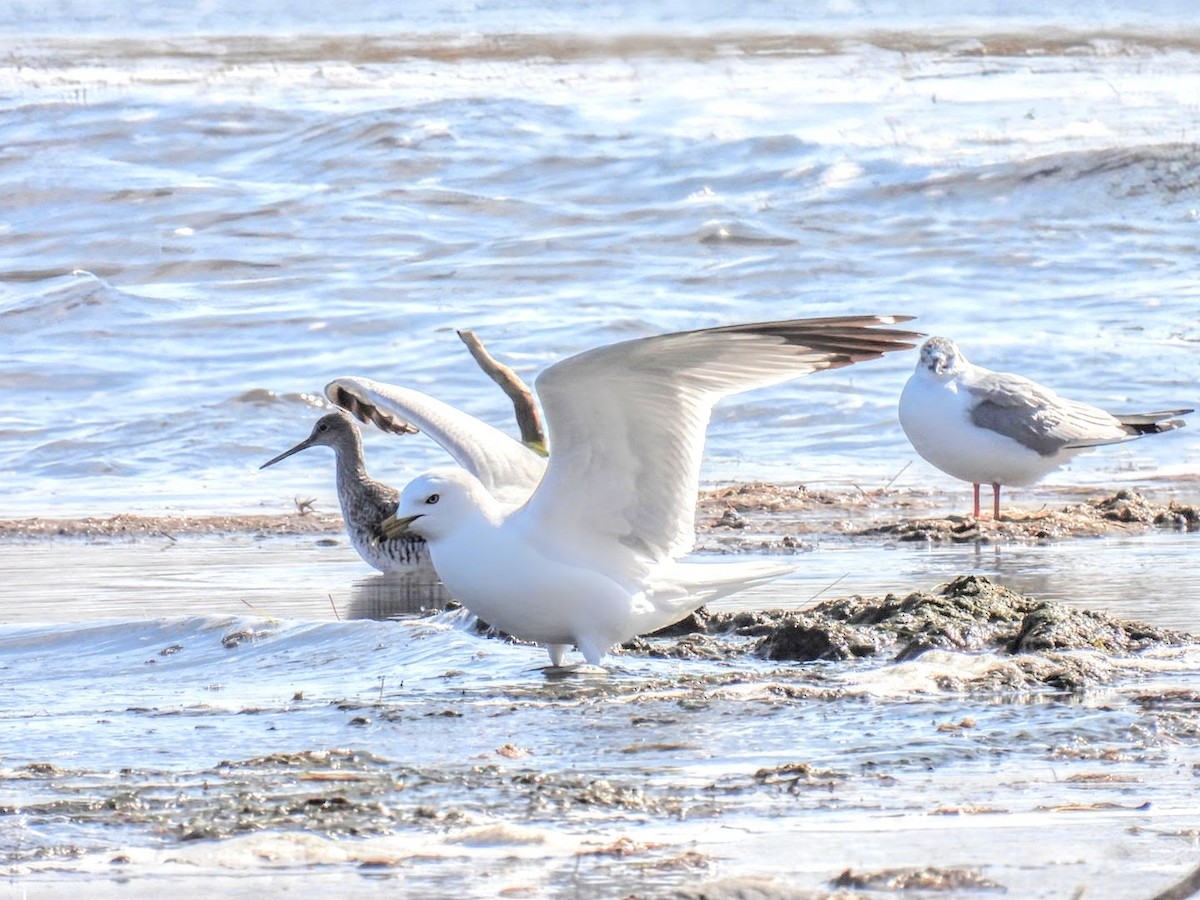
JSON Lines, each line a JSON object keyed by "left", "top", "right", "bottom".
{"left": 509, "top": 316, "right": 921, "bottom": 579}
{"left": 326, "top": 376, "right": 546, "bottom": 505}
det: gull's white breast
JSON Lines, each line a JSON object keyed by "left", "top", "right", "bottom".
{"left": 899, "top": 371, "right": 1075, "bottom": 487}
{"left": 427, "top": 521, "right": 641, "bottom": 651}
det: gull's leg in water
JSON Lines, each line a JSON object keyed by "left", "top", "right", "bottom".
{"left": 547, "top": 643, "right": 569, "bottom": 667}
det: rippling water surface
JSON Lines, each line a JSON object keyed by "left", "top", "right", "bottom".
{"left": 4, "top": 534, "right": 1200, "bottom": 897}
{"left": 2, "top": 2, "right": 1199, "bottom": 895}
{"left": 1, "top": 1, "right": 1197, "bottom": 516}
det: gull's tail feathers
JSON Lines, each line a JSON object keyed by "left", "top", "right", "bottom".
{"left": 1115, "top": 409, "right": 1192, "bottom": 435}
{"left": 1063, "top": 407, "right": 1193, "bottom": 450}
{"left": 667, "top": 558, "right": 796, "bottom": 599}
{"left": 636, "top": 558, "right": 796, "bottom": 635}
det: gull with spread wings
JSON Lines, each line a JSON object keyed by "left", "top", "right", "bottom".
{"left": 377, "top": 316, "right": 921, "bottom": 667}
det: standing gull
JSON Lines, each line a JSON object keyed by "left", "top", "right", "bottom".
{"left": 378, "top": 315, "right": 921, "bottom": 667}
{"left": 899, "top": 336, "right": 1192, "bottom": 519}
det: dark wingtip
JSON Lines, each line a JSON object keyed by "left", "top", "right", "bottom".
{"left": 327, "top": 383, "right": 421, "bottom": 436}
{"left": 722, "top": 315, "right": 925, "bottom": 365}
{"left": 1117, "top": 408, "right": 1194, "bottom": 434}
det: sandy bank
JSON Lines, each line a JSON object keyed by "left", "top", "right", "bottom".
{"left": 2, "top": 484, "right": 1194, "bottom": 544}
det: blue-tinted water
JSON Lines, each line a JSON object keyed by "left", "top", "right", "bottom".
{"left": 0, "top": 3, "right": 1196, "bottom": 516}
{"left": 1, "top": 3, "right": 1199, "bottom": 896}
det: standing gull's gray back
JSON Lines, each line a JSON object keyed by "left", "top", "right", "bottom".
{"left": 899, "top": 335, "right": 1192, "bottom": 518}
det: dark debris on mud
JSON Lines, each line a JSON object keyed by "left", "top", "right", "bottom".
{"left": 665, "top": 865, "right": 1007, "bottom": 900}
{"left": 833, "top": 865, "right": 1006, "bottom": 892}
{"left": 0, "top": 486, "right": 1193, "bottom": 545}
{"left": 693, "top": 485, "right": 1200, "bottom": 550}
{"left": 627, "top": 575, "right": 1196, "bottom": 692}
{"left": 853, "top": 489, "right": 1200, "bottom": 544}
{"left": 2, "top": 747, "right": 710, "bottom": 850}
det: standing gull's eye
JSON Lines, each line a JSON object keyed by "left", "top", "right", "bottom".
{"left": 425, "top": 493, "right": 440, "bottom": 505}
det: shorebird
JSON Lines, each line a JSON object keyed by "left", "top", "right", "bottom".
{"left": 261, "top": 390, "right": 547, "bottom": 573}
{"left": 377, "top": 315, "right": 921, "bottom": 667}
{"left": 260, "top": 412, "right": 429, "bottom": 573}
{"left": 899, "top": 336, "right": 1192, "bottom": 519}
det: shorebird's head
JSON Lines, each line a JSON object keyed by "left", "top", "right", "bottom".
{"left": 260, "top": 412, "right": 358, "bottom": 469}
{"left": 378, "top": 467, "right": 495, "bottom": 542}
{"left": 916, "top": 336, "right": 967, "bottom": 380}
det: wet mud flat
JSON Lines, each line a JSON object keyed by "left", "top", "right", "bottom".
{"left": 7, "top": 642, "right": 1200, "bottom": 898}
{"left": 5, "top": 579, "right": 1200, "bottom": 897}
{"left": 692, "top": 484, "right": 1200, "bottom": 549}
{"left": 3, "top": 486, "right": 1200, "bottom": 897}
{"left": 0, "top": 485, "right": 1196, "bottom": 544}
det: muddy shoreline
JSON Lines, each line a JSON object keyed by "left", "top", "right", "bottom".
{"left": 5, "top": 485, "right": 1200, "bottom": 899}
{"left": 439, "top": 571, "right": 1200, "bottom": 692}
{"left": 1, "top": 484, "right": 1196, "bottom": 543}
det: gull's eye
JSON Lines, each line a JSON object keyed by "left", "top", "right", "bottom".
{"left": 425, "top": 493, "right": 440, "bottom": 505}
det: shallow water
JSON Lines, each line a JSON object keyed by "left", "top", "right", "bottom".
{"left": 2, "top": 528, "right": 1197, "bottom": 630}
{"left": 4, "top": 621, "right": 1200, "bottom": 899}
{"left": 3, "top": 532, "right": 1200, "bottom": 895}
{"left": 2, "top": 1, "right": 1200, "bottom": 895}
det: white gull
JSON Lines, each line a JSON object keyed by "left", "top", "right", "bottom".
{"left": 378, "top": 315, "right": 921, "bottom": 667}
{"left": 899, "top": 336, "right": 1192, "bottom": 518}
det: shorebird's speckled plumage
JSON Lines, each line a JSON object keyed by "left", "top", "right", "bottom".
{"left": 260, "top": 412, "right": 434, "bottom": 574}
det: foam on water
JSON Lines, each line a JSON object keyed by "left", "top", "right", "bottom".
{"left": 5, "top": 605, "right": 1200, "bottom": 897}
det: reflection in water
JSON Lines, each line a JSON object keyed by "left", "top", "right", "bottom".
{"left": 338, "top": 533, "right": 1199, "bottom": 633}
{"left": 720, "top": 533, "right": 1199, "bottom": 631}
{"left": 347, "top": 572, "right": 453, "bottom": 621}
{"left": 977, "top": 538, "right": 1200, "bottom": 631}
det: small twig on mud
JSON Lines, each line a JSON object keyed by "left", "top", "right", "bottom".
{"left": 854, "top": 461, "right": 911, "bottom": 499}
{"left": 1152, "top": 860, "right": 1200, "bottom": 900}
{"left": 458, "top": 329, "right": 546, "bottom": 453}
{"left": 806, "top": 572, "right": 849, "bottom": 604}
{"left": 880, "top": 460, "right": 912, "bottom": 493}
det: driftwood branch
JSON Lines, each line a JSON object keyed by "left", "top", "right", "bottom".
{"left": 1153, "top": 861, "right": 1200, "bottom": 900}
{"left": 457, "top": 330, "right": 546, "bottom": 454}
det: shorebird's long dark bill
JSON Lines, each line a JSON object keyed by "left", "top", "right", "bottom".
{"left": 377, "top": 512, "right": 421, "bottom": 541}
{"left": 259, "top": 437, "right": 315, "bottom": 470}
